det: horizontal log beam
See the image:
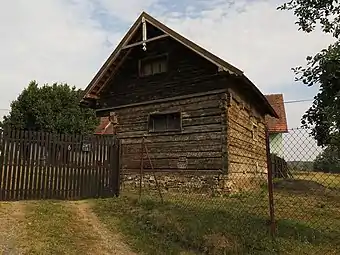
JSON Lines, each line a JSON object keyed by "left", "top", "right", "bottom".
{"left": 122, "top": 34, "right": 170, "bottom": 49}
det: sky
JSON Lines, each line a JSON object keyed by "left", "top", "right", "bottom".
{"left": 0, "top": 0, "right": 336, "bottom": 160}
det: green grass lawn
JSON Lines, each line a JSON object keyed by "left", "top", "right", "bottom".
{"left": 93, "top": 185, "right": 340, "bottom": 255}
{"left": 293, "top": 171, "right": 340, "bottom": 189}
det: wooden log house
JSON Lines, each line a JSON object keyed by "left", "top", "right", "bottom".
{"left": 81, "top": 12, "right": 278, "bottom": 193}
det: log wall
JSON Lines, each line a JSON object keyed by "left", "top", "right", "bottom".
{"left": 113, "top": 92, "right": 226, "bottom": 174}
{"left": 226, "top": 88, "right": 268, "bottom": 191}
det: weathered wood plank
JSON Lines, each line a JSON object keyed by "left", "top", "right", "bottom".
{"left": 29, "top": 131, "right": 38, "bottom": 200}
{"left": 228, "top": 109, "right": 266, "bottom": 133}
{"left": 121, "top": 131, "right": 222, "bottom": 144}
{"left": 7, "top": 130, "right": 17, "bottom": 200}
{"left": 117, "top": 107, "right": 222, "bottom": 125}
{"left": 229, "top": 145, "right": 266, "bottom": 160}
{"left": 16, "top": 131, "right": 25, "bottom": 200}
{"left": 229, "top": 153, "right": 267, "bottom": 165}
{"left": 116, "top": 115, "right": 223, "bottom": 133}
{"left": 35, "top": 131, "right": 43, "bottom": 200}
{"left": 182, "top": 115, "right": 221, "bottom": 127}
{"left": 112, "top": 93, "right": 222, "bottom": 115}
{"left": 42, "top": 132, "right": 50, "bottom": 199}
{"left": 122, "top": 157, "right": 222, "bottom": 170}
{"left": 123, "top": 151, "right": 222, "bottom": 160}
{"left": 122, "top": 141, "right": 222, "bottom": 154}
{"left": 0, "top": 131, "right": 5, "bottom": 199}
{"left": 116, "top": 101, "right": 221, "bottom": 118}
{"left": 229, "top": 126, "right": 266, "bottom": 146}
{"left": 118, "top": 125, "right": 222, "bottom": 139}
{"left": 2, "top": 131, "right": 11, "bottom": 200}
{"left": 51, "top": 135, "right": 59, "bottom": 199}
{"left": 10, "top": 130, "right": 20, "bottom": 200}
{"left": 93, "top": 136, "right": 100, "bottom": 198}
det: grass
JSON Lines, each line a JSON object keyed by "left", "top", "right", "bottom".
{"left": 293, "top": 171, "right": 340, "bottom": 189}
{"left": 23, "top": 201, "right": 99, "bottom": 255}
{"left": 93, "top": 186, "right": 340, "bottom": 255}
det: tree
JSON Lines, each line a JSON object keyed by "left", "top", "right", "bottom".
{"left": 314, "top": 145, "right": 340, "bottom": 173}
{"left": 278, "top": 1, "right": 340, "bottom": 38}
{"left": 278, "top": 1, "right": 340, "bottom": 148}
{"left": 1, "top": 81, "right": 99, "bottom": 135}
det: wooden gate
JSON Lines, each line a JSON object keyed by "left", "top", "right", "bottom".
{"left": 0, "top": 129, "right": 120, "bottom": 201}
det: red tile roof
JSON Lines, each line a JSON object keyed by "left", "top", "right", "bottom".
{"left": 265, "top": 94, "right": 288, "bottom": 133}
{"left": 94, "top": 117, "right": 114, "bottom": 135}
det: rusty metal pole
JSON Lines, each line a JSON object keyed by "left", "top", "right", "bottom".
{"left": 265, "top": 126, "right": 276, "bottom": 237}
{"left": 144, "top": 142, "right": 164, "bottom": 203}
{"left": 139, "top": 137, "right": 144, "bottom": 201}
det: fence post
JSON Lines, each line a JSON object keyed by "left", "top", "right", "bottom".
{"left": 265, "top": 127, "right": 276, "bottom": 237}
{"left": 114, "top": 138, "right": 121, "bottom": 197}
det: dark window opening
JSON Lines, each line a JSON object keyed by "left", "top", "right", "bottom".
{"left": 148, "top": 112, "right": 181, "bottom": 132}
{"left": 139, "top": 55, "right": 167, "bottom": 77}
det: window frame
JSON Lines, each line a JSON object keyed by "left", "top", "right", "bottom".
{"left": 138, "top": 54, "right": 168, "bottom": 77}
{"left": 147, "top": 111, "right": 182, "bottom": 133}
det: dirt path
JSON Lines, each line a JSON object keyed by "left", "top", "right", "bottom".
{"left": 0, "top": 202, "right": 27, "bottom": 255}
{"left": 69, "top": 201, "right": 136, "bottom": 255}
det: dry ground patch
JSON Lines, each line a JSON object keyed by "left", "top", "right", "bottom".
{"left": 0, "top": 200, "right": 134, "bottom": 255}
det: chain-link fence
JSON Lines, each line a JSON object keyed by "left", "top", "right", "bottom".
{"left": 271, "top": 128, "right": 340, "bottom": 254}
{"left": 111, "top": 127, "right": 340, "bottom": 254}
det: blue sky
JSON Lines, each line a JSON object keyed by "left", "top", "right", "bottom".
{"left": 0, "top": 0, "right": 335, "bottom": 159}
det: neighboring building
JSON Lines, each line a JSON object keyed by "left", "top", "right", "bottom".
{"left": 94, "top": 117, "right": 113, "bottom": 135}
{"left": 265, "top": 94, "right": 288, "bottom": 158}
{"left": 81, "top": 12, "right": 278, "bottom": 192}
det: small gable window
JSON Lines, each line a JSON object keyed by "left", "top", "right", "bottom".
{"left": 139, "top": 55, "right": 167, "bottom": 77}
{"left": 148, "top": 112, "right": 181, "bottom": 132}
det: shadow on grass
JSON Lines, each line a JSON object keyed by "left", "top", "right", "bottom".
{"left": 93, "top": 195, "right": 340, "bottom": 255}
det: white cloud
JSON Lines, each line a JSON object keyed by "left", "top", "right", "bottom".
{"left": 0, "top": 0, "right": 120, "bottom": 110}
{"left": 154, "top": 0, "right": 335, "bottom": 92}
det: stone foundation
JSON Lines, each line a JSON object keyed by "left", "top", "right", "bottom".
{"left": 120, "top": 172, "right": 267, "bottom": 195}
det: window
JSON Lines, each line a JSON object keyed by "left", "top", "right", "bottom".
{"left": 252, "top": 123, "right": 258, "bottom": 141}
{"left": 148, "top": 112, "right": 181, "bottom": 132}
{"left": 139, "top": 55, "right": 167, "bottom": 77}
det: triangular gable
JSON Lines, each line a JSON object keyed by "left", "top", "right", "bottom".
{"left": 265, "top": 94, "right": 288, "bottom": 133}
{"left": 81, "top": 12, "right": 278, "bottom": 118}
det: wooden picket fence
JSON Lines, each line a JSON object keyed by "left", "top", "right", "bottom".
{"left": 271, "top": 154, "right": 291, "bottom": 179}
{"left": 0, "top": 129, "right": 120, "bottom": 201}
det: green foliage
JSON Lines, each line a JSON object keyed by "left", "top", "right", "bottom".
{"left": 279, "top": 1, "right": 340, "bottom": 148}
{"left": 297, "top": 42, "right": 340, "bottom": 147}
{"left": 1, "top": 81, "right": 99, "bottom": 134}
{"left": 314, "top": 145, "right": 340, "bottom": 173}
{"left": 278, "top": 0, "right": 340, "bottom": 38}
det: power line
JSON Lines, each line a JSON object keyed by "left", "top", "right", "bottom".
{"left": 284, "top": 99, "right": 314, "bottom": 104}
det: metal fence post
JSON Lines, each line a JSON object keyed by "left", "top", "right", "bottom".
{"left": 265, "top": 126, "right": 276, "bottom": 237}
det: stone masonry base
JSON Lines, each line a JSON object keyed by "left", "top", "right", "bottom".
{"left": 120, "top": 172, "right": 267, "bottom": 195}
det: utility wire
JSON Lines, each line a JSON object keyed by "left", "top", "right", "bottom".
{"left": 284, "top": 99, "right": 314, "bottom": 104}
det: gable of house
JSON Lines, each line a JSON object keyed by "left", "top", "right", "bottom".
{"left": 265, "top": 94, "right": 288, "bottom": 133}
{"left": 80, "top": 12, "right": 278, "bottom": 119}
